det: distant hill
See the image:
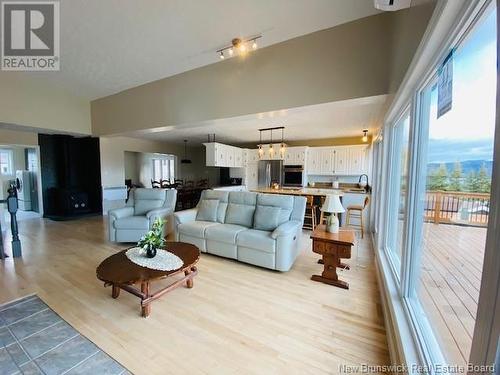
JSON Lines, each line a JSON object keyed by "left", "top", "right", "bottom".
{"left": 428, "top": 160, "right": 493, "bottom": 176}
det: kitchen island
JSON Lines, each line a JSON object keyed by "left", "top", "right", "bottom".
{"left": 251, "top": 187, "right": 344, "bottom": 197}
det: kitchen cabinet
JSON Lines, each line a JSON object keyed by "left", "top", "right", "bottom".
{"left": 284, "top": 147, "right": 307, "bottom": 166}
{"left": 306, "top": 148, "right": 321, "bottom": 174}
{"left": 305, "top": 145, "right": 369, "bottom": 176}
{"left": 204, "top": 142, "right": 245, "bottom": 168}
{"left": 348, "top": 146, "right": 367, "bottom": 174}
{"left": 245, "top": 162, "right": 259, "bottom": 190}
{"left": 333, "top": 147, "right": 349, "bottom": 175}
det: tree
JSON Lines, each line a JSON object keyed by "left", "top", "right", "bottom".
{"left": 465, "top": 171, "right": 480, "bottom": 192}
{"left": 477, "top": 163, "right": 491, "bottom": 193}
{"left": 428, "top": 163, "right": 449, "bottom": 191}
{"left": 448, "top": 161, "right": 463, "bottom": 192}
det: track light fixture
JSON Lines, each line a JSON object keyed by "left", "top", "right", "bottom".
{"left": 217, "top": 35, "right": 262, "bottom": 60}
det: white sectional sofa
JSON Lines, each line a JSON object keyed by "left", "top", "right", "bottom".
{"left": 174, "top": 190, "right": 306, "bottom": 271}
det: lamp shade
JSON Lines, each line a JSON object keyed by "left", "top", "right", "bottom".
{"left": 321, "top": 194, "right": 345, "bottom": 213}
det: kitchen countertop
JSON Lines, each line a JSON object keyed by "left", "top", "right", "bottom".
{"left": 252, "top": 187, "right": 344, "bottom": 197}
{"left": 251, "top": 187, "right": 370, "bottom": 196}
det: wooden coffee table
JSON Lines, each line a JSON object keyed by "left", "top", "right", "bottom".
{"left": 96, "top": 242, "right": 200, "bottom": 317}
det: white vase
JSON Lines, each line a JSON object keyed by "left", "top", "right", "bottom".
{"left": 326, "top": 214, "right": 339, "bottom": 233}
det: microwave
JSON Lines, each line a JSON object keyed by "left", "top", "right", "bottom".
{"left": 283, "top": 165, "right": 304, "bottom": 187}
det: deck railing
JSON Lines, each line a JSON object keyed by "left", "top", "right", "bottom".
{"left": 424, "top": 190, "right": 490, "bottom": 226}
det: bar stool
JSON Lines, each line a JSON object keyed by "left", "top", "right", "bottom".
{"left": 303, "top": 195, "right": 317, "bottom": 230}
{"left": 345, "top": 196, "right": 370, "bottom": 238}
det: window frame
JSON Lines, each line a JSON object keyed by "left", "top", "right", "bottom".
{"left": 0, "top": 148, "right": 14, "bottom": 176}
{"left": 152, "top": 155, "right": 176, "bottom": 183}
{"left": 372, "top": 0, "right": 497, "bottom": 369}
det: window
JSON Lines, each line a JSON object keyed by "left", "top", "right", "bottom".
{"left": 386, "top": 112, "right": 411, "bottom": 270}
{"left": 152, "top": 157, "right": 175, "bottom": 182}
{"left": 410, "top": 4, "right": 496, "bottom": 367}
{"left": 0, "top": 149, "right": 13, "bottom": 175}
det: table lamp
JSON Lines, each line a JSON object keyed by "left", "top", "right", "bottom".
{"left": 321, "top": 194, "right": 345, "bottom": 233}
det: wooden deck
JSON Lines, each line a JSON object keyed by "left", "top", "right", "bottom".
{"left": 418, "top": 222, "right": 486, "bottom": 366}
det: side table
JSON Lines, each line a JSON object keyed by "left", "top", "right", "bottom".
{"left": 310, "top": 225, "right": 355, "bottom": 289}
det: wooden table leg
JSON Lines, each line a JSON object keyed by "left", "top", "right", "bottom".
{"left": 141, "top": 282, "right": 151, "bottom": 317}
{"left": 311, "top": 254, "right": 349, "bottom": 289}
{"left": 185, "top": 267, "right": 194, "bottom": 288}
{"left": 112, "top": 284, "right": 120, "bottom": 299}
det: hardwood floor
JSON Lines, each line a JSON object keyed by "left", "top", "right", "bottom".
{"left": 1, "top": 217, "right": 389, "bottom": 374}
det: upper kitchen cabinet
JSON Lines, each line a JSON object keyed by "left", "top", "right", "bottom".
{"left": 348, "top": 145, "right": 368, "bottom": 174}
{"left": 305, "top": 145, "right": 369, "bottom": 176}
{"left": 333, "top": 146, "right": 349, "bottom": 175}
{"left": 204, "top": 142, "right": 245, "bottom": 168}
{"left": 283, "top": 146, "right": 307, "bottom": 165}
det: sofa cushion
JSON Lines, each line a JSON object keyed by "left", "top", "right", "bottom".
{"left": 178, "top": 221, "right": 219, "bottom": 238}
{"left": 236, "top": 229, "right": 276, "bottom": 253}
{"left": 196, "top": 199, "right": 219, "bottom": 222}
{"left": 114, "top": 216, "right": 149, "bottom": 230}
{"left": 199, "top": 190, "right": 229, "bottom": 203}
{"left": 256, "top": 194, "right": 294, "bottom": 224}
{"left": 205, "top": 224, "right": 248, "bottom": 244}
{"left": 217, "top": 202, "right": 228, "bottom": 223}
{"left": 134, "top": 199, "right": 164, "bottom": 216}
{"left": 254, "top": 205, "right": 281, "bottom": 231}
{"left": 228, "top": 191, "right": 257, "bottom": 205}
{"left": 225, "top": 203, "right": 255, "bottom": 227}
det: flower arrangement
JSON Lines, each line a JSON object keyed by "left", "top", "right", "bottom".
{"left": 137, "top": 218, "right": 165, "bottom": 258}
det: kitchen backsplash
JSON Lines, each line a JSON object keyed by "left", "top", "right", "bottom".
{"left": 306, "top": 175, "right": 361, "bottom": 185}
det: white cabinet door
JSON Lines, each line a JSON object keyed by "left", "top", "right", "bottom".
{"left": 333, "top": 147, "right": 349, "bottom": 175}
{"left": 349, "top": 146, "right": 367, "bottom": 174}
{"left": 295, "top": 148, "right": 306, "bottom": 165}
{"left": 227, "top": 146, "right": 236, "bottom": 167}
{"left": 214, "top": 144, "right": 227, "bottom": 167}
{"left": 246, "top": 162, "right": 258, "bottom": 190}
{"left": 306, "top": 148, "right": 321, "bottom": 174}
{"left": 283, "top": 149, "right": 295, "bottom": 165}
{"left": 320, "top": 148, "right": 334, "bottom": 175}
{"left": 247, "top": 149, "right": 259, "bottom": 163}
{"left": 236, "top": 148, "right": 244, "bottom": 167}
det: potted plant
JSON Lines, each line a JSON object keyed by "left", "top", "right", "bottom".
{"left": 137, "top": 218, "right": 165, "bottom": 258}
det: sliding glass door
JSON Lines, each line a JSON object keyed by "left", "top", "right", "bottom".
{"left": 407, "top": 4, "right": 496, "bottom": 366}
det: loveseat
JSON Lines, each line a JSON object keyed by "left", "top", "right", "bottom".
{"left": 108, "top": 188, "right": 177, "bottom": 242}
{"left": 174, "top": 190, "right": 306, "bottom": 271}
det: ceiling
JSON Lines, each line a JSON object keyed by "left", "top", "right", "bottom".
{"left": 26, "top": 0, "right": 380, "bottom": 99}
{"left": 124, "top": 95, "right": 390, "bottom": 145}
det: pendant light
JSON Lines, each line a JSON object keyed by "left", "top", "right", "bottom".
{"left": 280, "top": 127, "right": 286, "bottom": 158}
{"left": 269, "top": 129, "right": 274, "bottom": 157}
{"left": 258, "top": 131, "right": 264, "bottom": 158}
{"left": 181, "top": 140, "right": 192, "bottom": 164}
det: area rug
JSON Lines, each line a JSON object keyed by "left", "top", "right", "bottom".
{"left": 0, "top": 295, "right": 130, "bottom": 375}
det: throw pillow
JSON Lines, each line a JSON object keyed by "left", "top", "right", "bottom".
{"left": 196, "top": 199, "right": 219, "bottom": 222}
{"left": 254, "top": 205, "right": 282, "bottom": 231}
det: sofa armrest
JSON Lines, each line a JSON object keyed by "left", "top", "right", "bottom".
{"left": 108, "top": 206, "right": 134, "bottom": 219}
{"left": 174, "top": 208, "right": 198, "bottom": 226}
{"left": 271, "top": 220, "right": 302, "bottom": 239}
{"left": 146, "top": 207, "right": 173, "bottom": 220}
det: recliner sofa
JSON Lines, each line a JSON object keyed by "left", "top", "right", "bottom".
{"left": 174, "top": 190, "right": 306, "bottom": 271}
{"left": 108, "top": 188, "right": 177, "bottom": 242}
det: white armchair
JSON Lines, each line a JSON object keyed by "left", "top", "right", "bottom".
{"left": 108, "top": 188, "right": 177, "bottom": 242}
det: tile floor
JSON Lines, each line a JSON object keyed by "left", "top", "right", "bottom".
{"left": 0, "top": 295, "right": 129, "bottom": 375}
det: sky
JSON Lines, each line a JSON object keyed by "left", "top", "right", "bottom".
{"left": 427, "top": 6, "right": 496, "bottom": 164}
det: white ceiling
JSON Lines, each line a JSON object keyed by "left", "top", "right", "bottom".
{"left": 26, "top": 0, "right": 380, "bottom": 99}
{"left": 124, "top": 95, "right": 390, "bottom": 145}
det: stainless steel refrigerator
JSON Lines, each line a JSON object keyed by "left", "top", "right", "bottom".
{"left": 258, "top": 160, "right": 283, "bottom": 188}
